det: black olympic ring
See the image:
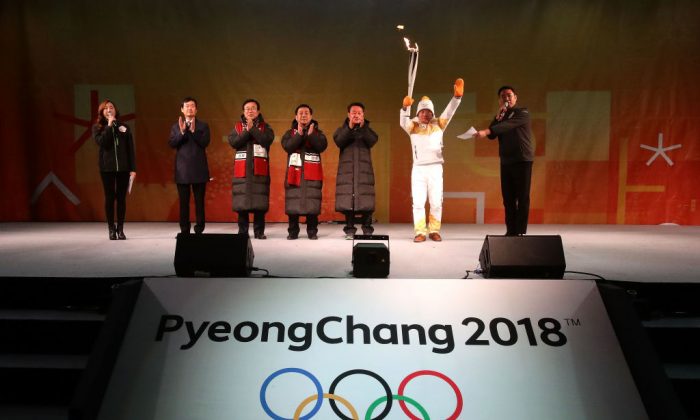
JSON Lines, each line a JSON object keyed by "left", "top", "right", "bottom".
{"left": 328, "top": 369, "right": 393, "bottom": 420}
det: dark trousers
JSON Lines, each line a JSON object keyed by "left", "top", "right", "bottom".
{"left": 343, "top": 211, "right": 374, "bottom": 235}
{"left": 100, "top": 171, "right": 130, "bottom": 227}
{"left": 500, "top": 161, "right": 533, "bottom": 235}
{"left": 237, "top": 210, "right": 266, "bottom": 235}
{"left": 288, "top": 214, "right": 319, "bottom": 237}
{"left": 177, "top": 183, "right": 206, "bottom": 234}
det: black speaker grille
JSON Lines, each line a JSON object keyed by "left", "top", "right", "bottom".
{"left": 479, "top": 235, "right": 566, "bottom": 279}
{"left": 174, "top": 234, "right": 253, "bottom": 277}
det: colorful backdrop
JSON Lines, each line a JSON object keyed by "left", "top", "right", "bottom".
{"left": 2, "top": 0, "right": 699, "bottom": 225}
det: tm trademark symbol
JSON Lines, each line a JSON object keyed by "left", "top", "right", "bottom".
{"left": 564, "top": 318, "right": 581, "bottom": 327}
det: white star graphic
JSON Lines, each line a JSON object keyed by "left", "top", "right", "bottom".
{"left": 640, "top": 132, "right": 681, "bottom": 166}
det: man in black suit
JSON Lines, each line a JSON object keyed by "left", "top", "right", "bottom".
{"left": 474, "top": 86, "right": 534, "bottom": 236}
{"left": 168, "top": 97, "right": 211, "bottom": 234}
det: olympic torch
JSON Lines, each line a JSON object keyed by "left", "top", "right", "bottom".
{"left": 403, "top": 37, "right": 419, "bottom": 99}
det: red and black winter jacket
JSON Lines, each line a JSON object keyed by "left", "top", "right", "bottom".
{"left": 227, "top": 114, "right": 275, "bottom": 212}
{"left": 280, "top": 119, "right": 328, "bottom": 215}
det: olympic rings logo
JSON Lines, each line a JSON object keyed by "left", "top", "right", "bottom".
{"left": 260, "top": 367, "right": 463, "bottom": 420}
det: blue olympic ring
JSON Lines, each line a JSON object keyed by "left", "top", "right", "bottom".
{"left": 260, "top": 367, "right": 323, "bottom": 420}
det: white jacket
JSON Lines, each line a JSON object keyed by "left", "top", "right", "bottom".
{"left": 400, "top": 96, "right": 461, "bottom": 165}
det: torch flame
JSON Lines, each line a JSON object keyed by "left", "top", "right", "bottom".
{"left": 403, "top": 37, "right": 419, "bottom": 52}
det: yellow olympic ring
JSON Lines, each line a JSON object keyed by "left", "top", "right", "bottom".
{"left": 294, "top": 393, "right": 359, "bottom": 420}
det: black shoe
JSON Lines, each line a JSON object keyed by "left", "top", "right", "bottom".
{"left": 254, "top": 232, "right": 267, "bottom": 239}
{"left": 117, "top": 225, "right": 126, "bottom": 240}
{"left": 287, "top": 234, "right": 298, "bottom": 240}
{"left": 108, "top": 225, "right": 117, "bottom": 240}
{"left": 308, "top": 233, "right": 318, "bottom": 240}
{"left": 194, "top": 226, "right": 204, "bottom": 234}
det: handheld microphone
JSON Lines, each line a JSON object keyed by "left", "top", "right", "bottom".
{"left": 497, "top": 101, "right": 510, "bottom": 121}
{"left": 110, "top": 117, "right": 119, "bottom": 146}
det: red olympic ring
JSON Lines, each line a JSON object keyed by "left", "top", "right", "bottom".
{"left": 397, "top": 370, "right": 463, "bottom": 420}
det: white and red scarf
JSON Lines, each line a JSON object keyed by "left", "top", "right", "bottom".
{"left": 287, "top": 128, "right": 322, "bottom": 186}
{"left": 233, "top": 121, "right": 269, "bottom": 178}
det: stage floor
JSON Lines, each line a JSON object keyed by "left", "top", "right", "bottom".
{"left": 1, "top": 222, "right": 699, "bottom": 283}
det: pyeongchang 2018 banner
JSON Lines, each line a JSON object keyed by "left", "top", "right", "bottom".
{"left": 98, "top": 278, "right": 646, "bottom": 419}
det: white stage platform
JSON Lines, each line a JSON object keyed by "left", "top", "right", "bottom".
{"left": 1, "top": 222, "right": 698, "bottom": 283}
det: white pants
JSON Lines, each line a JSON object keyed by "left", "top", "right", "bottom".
{"left": 411, "top": 163, "right": 443, "bottom": 235}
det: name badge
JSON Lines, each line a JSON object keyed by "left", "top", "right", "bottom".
{"left": 253, "top": 144, "right": 268, "bottom": 158}
{"left": 289, "top": 153, "right": 302, "bottom": 167}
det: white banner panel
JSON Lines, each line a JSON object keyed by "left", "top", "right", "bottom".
{"left": 98, "top": 278, "right": 646, "bottom": 420}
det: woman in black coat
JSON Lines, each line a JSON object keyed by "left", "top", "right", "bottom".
{"left": 281, "top": 104, "right": 327, "bottom": 240}
{"left": 91, "top": 100, "right": 136, "bottom": 240}
{"left": 228, "top": 99, "right": 274, "bottom": 239}
{"left": 333, "top": 102, "right": 378, "bottom": 239}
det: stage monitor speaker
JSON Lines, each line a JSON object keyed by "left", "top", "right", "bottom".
{"left": 352, "top": 235, "right": 390, "bottom": 278}
{"left": 174, "top": 233, "right": 254, "bottom": 277}
{"left": 479, "top": 235, "right": 565, "bottom": 279}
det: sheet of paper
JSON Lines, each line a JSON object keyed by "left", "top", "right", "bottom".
{"left": 457, "top": 126, "right": 477, "bottom": 139}
{"left": 128, "top": 173, "right": 135, "bottom": 194}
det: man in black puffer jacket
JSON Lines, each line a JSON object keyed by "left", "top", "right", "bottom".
{"left": 333, "top": 102, "right": 378, "bottom": 239}
{"left": 228, "top": 99, "right": 275, "bottom": 239}
{"left": 281, "top": 104, "right": 328, "bottom": 240}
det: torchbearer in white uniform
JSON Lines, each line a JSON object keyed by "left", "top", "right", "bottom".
{"left": 400, "top": 79, "right": 463, "bottom": 242}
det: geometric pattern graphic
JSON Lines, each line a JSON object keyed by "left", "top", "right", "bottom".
{"left": 640, "top": 132, "right": 682, "bottom": 166}
{"left": 30, "top": 171, "right": 80, "bottom": 205}
{"left": 617, "top": 137, "right": 666, "bottom": 224}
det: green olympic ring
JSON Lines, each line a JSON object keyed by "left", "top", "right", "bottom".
{"left": 365, "top": 395, "right": 430, "bottom": 420}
